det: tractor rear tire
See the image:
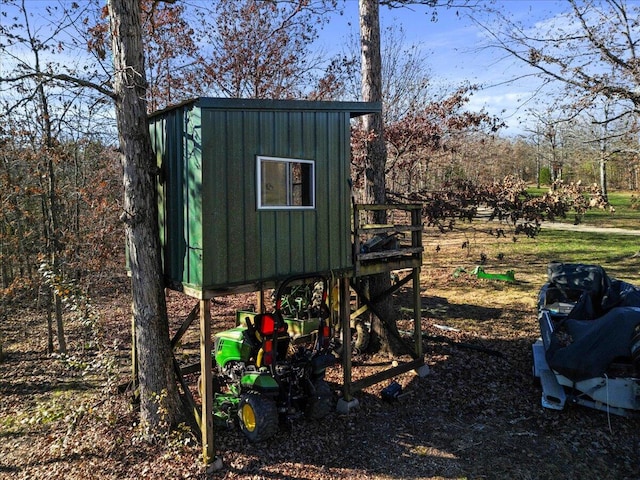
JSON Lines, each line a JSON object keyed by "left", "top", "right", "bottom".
{"left": 238, "top": 393, "right": 278, "bottom": 442}
{"left": 353, "top": 320, "right": 370, "bottom": 353}
{"left": 305, "top": 378, "right": 333, "bottom": 420}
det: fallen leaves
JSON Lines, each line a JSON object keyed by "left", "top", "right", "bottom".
{"left": 2, "top": 265, "right": 640, "bottom": 479}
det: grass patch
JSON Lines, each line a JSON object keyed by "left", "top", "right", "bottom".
{"left": 581, "top": 191, "right": 639, "bottom": 228}
{"left": 426, "top": 223, "right": 639, "bottom": 274}
{"left": 421, "top": 224, "right": 640, "bottom": 322}
{"left": 528, "top": 188, "right": 640, "bottom": 229}
{"left": 518, "top": 231, "right": 639, "bottom": 286}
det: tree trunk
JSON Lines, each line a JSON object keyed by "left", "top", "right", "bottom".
{"left": 54, "top": 294, "right": 66, "bottom": 353}
{"left": 37, "top": 61, "right": 66, "bottom": 353}
{"left": 46, "top": 153, "right": 66, "bottom": 354}
{"left": 599, "top": 119, "right": 609, "bottom": 201}
{"left": 46, "top": 292, "right": 54, "bottom": 354}
{"left": 359, "top": 0, "right": 403, "bottom": 356}
{"left": 600, "top": 149, "right": 608, "bottom": 201}
{"left": 359, "top": 0, "right": 386, "bottom": 211}
{"left": 535, "top": 140, "right": 541, "bottom": 188}
{"left": 108, "top": 0, "right": 182, "bottom": 438}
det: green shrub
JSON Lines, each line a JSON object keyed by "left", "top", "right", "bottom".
{"left": 539, "top": 167, "right": 552, "bottom": 186}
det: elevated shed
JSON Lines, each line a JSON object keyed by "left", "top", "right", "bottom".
{"left": 146, "top": 97, "right": 425, "bottom": 467}
{"left": 149, "top": 97, "right": 378, "bottom": 295}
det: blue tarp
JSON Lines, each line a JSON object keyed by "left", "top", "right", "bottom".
{"left": 542, "top": 262, "right": 640, "bottom": 381}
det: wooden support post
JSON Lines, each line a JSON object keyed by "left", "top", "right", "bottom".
{"left": 170, "top": 302, "right": 200, "bottom": 349}
{"left": 411, "top": 206, "right": 423, "bottom": 359}
{"left": 173, "top": 358, "right": 201, "bottom": 429}
{"left": 255, "top": 285, "right": 265, "bottom": 313}
{"left": 340, "top": 276, "right": 353, "bottom": 401}
{"left": 199, "top": 299, "right": 215, "bottom": 465}
{"left": 350, "top": 277, "right": 419, "bottom": 360}
{"left": 413, "top": 267, "right": 422, "bottom": 358}
{"left": 350, "top": 358, "right": 425, "bottom": 392}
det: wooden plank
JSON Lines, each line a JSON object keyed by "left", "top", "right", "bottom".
{"left": 199, "top": 299, "right": 215, "bottom": 465}
{"left": 357, "top": 225, "right": 423, "bottom": 234}
{"left": 350, "top": 303, "right": 369, "bottom": 320}
{"left": 413, "top": 267, "right": 422, "bottom": 358}
{"left": 173, "top": 358, "right": 201, "bottom": 430}
{"left": 179, "top": 362, "right": 202, "bottom": 376}
{"left": 356, "top": 247, "right": 423, "bottom": 261}
{"left": 350, "top": 358, "right": 425, "bottom": 393}
{"left": 355, "top": 203, "right": 422, "bottom": 212}
{"left": 352, "top": 204, "right": 424, "bottom": 277}
{"left": 355, "top": 258, "right": 423, "bottom": 277}
{"left": 170, "top": 302, "right": 200, "bottom": 349}
{"left": 183, "top": 282, "right": 271, "bottom": 300}
{"left": 340, "top": 277, "right": 353, "bottom": 401}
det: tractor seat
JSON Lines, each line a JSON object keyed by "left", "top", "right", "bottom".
{"left": 248, "top": 313, "right": 288, "bottom": 341}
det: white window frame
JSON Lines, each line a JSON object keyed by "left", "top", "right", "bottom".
{"left": 256, "top": 155, "right": 316, "bottom": 210}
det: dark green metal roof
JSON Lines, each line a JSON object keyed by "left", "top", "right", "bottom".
{"left": 149, "top": 97, "right": 381, "bottom": 119}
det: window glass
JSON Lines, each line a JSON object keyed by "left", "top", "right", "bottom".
{"left": 257, "top": 156, "right": 315, "bottom": 209}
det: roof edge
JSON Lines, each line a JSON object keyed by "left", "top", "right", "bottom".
{"left": 148, "top": 97, "right": 381, "bottom": 119}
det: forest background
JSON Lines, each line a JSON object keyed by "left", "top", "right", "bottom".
{"left": 3, "top": 0, "right": 638, "bottom": 309}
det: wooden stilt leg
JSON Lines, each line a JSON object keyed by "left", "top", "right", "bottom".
{"left": 340, "top": 277, "right": 352, "bottom": 401}
{"left": 199, "top": 299, "right": 215, "bottom": 465}
{"left": 413, "top": 267, "right": 422, "bottom": 358}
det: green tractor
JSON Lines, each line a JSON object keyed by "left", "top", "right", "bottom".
{"left": 209, "top": 274, "right": 335, "bottom": 442}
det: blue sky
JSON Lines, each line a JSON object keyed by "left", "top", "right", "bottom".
{"left": 317, "top": 1, "right": 568, "bottom": 136}
{"left": 4, "top": 0, "right": 569, "bottom": 137}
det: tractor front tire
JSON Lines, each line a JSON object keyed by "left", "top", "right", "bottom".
{"left": 305, "top": 379, "right": 333, "bottom": 420}
{"left": 238, "top": 393, "right": 278, "bottom": 442}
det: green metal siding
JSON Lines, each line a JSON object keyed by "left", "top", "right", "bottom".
{"left": 153, "top": 107, "right": 194, "bottom": 289}
{"left": 150, "top": 97, "right": 379, "bottom": 294}
{"left": 185, "top": 107, "right": 203, "bottom": 287}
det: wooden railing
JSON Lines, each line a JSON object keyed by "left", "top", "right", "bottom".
{"left": 352, "top": 203, "right": 423, "bottom": 276}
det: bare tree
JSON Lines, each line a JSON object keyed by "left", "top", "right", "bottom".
{"left": 344, "top": 22, "right": 434, "bottom": 121}
{"left": 107, "top": 0, "right": 182, "bottom": 437}
{"left": 141, "top": 0, "right": 201, "bottom": 111}
{"left": 471, "top": 0, "right": 640, "bottom": 194}
{"left": 358, "top": 0, "right": 403, "bottom": 355}
{"left": 359, "top": 0, "right": 387, "bottom": 209}
{"left": 197, "top": 0, "right": 341, "bottom": 100}
{"left": 578, "top": 99, "right": 638, "bottom": 199}
{"left": 478, "top": 1, "right": 640, "bottom": 119}
{"left": 383, "top": 85, "right": 501, "bottom": 195}
{"left": 356, "top": 0, "right": 478, "bottom": 354}
{"left": 1, "top": 0, "right": 87, "bottom": 354}
{"left": 1, "top": 0, "right": 182, "bottom": 436}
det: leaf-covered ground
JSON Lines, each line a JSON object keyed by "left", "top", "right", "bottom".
{"left": 2, "top": 231, "right": 640, "bottom": 480}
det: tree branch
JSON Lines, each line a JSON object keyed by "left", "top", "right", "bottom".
{"left": 1, "top": 72, "right": 115, "bottom": 100}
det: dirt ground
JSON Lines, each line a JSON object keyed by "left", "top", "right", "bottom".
{"left": 2, "top": 232, "right": 640, "bottom": 480}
